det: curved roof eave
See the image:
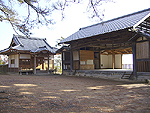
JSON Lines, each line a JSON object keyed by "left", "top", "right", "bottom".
{"left": 60, "top": 8, "right": 150, "bottom": 44}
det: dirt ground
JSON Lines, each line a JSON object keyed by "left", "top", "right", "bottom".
{"left": 0, "top": 74, "right": 150, "bottom": 113}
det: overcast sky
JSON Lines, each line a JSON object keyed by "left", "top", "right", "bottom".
{"left": 0, "top": 0, "right": 150, "bottom": 50}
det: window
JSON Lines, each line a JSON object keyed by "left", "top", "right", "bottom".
{"left": 11, "top": 59, "right": 15, "bottom": 64}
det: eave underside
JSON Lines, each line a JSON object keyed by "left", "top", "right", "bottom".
{"left": 66, "top": 29, "right": 136, "bottom": 54}
{"left": 136, "top": 16, "right": 150, "bottom": 34}
{"left": 0, "top": 49, "right": 55, "bottom": 56}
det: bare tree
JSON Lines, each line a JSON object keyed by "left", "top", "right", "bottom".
{"left": 52, "top": 0, "right": 113, "bottom": 21}
{"left": 0, "top": 0, "right": 113, "bottom": 36}
{"left": 0, "top": 0, "right": 54, "bottom": 36}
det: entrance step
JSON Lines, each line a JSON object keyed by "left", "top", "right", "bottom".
{"left": 36, "top": 70, "right": 47, "bottom": 73}
{"left": 121, "top": 72, "right": 133, "bottom": 79}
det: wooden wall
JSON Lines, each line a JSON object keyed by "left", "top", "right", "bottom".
{"left": 73, "top": 61, "right": 79, "bottom": 70}
{"left": 8, "top": 68, "right": 19, "bottom": 73}
{"left": 8, "top": 54, "right": 19, "bottom": 68}
{"left": 80, "top": 50, "right": 94, "bottom": 70}
{"left": 80, "top": 50, "right": 94, "bottom": 61}
{"left": 136, "top": 41, "right": 149, "bottom": 59}
{"left": 137, "top": 61, "right": 150, "bottom": 72}
{"left": 19, "top": 59, "right": 31, "bottom": 69}
{"left": 136, "top": 40, "right": 150, "bottom": 72}
{"left": 73, "top": 51, "right": 80, "bottom": 70}
{"left": 0, "top": 64, "right": 8, "bottom": 73}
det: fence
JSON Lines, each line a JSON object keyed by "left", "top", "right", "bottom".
{"left": 0, "top": 64, "right": 8, "bottom": 73}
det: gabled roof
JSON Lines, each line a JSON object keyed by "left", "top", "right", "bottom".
{"left": 0, "top": 34, "right": 58, "bottom": 54}
{"left": 60, "top": 8, "right": 150, "bottom": 44}
{"left": 56, "top": 46, "right": 70, "bottom": 53}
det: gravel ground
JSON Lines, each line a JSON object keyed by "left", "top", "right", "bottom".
{"left": 0, "top": 74, "right": 150, "bottom": 113}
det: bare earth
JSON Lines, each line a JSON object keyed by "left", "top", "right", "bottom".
{"left": 0, "top": 74, "right": 150, "bottom": 113}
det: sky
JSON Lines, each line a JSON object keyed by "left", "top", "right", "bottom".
{"left": 0, "top": 0, "right": 150, "bottom": 50}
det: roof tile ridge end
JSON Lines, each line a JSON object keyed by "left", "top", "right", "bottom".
{"left": 43, "top": 39, "right": 53, "bottom": 49}
{"left": 13, "top": 34, "right": 24, "bottom": 47}
{"left": 13, "top": 34, "right": 20, "bottom": 45}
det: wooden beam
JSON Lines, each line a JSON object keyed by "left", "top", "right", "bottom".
{"left": 71, "top": 37, "right": 133, "bottom": 50}
{"left": 70, "top": 31, "right": 133, "bottom": 47}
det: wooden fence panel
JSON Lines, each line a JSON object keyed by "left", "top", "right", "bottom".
{"left": 136, "top": 41, "right": 149, "bottom": 59}
{"left": 0, "top": 64, "right": 8, "bottom": 73}
{"left": 137, "top": 61, "right": 150, "bottom": 72}
{"left": 73, "top": 61, "right": 79, "bottom": 70}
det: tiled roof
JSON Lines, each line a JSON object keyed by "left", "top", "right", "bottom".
{"left": 0, "top": 34, "right": 58, "bottom": 54}
{"left": 60, "top": 8, "right": 150, "bottom": 43}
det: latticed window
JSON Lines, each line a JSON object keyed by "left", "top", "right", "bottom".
{"left": 11, "top": 59, "right": 15, "bottom": 64}
{"left": 19, "top": 59, "right": 31, "bottom": 69}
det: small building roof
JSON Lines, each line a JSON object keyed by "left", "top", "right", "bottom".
{"left": 60, "top": 8, "right": 150, "bottom": 44}
{"left": 0, "top": 34, "right": 58, "bottom": 55}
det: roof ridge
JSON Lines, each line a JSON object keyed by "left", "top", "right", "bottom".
{"left": 43, "top": 39, "right": 53, "bottom": 49}
{"left": 80, "top": 8, "right": 150, "bottom": 30}
{"left": 28, "top": 37, "right": 45, "bottom": 40}
{"left": 13, "top": 34, "right": 45, "bottom": 40}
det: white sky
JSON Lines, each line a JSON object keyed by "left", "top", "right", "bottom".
{"left": 0, "top": 0, "right": 150, "bottom": 50}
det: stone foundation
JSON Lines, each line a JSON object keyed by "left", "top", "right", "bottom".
{"left": 63, "top": 70, "right": 150, "bottom": 82}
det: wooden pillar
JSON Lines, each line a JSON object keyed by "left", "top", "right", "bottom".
{"left": 42, "top": 62, "right": 44, "bottom": 70}
{"left": 121, "top": 54, "right": 123, "bottom": 69}
{"left": 18, "top": 53, "right": 20, "bottom": 72}
{"left": 14, "top": 54, "right": 15, "bottom": 73}
{"left": 78, "top": 50, "right": 80, "bottom": 70}
{"left": 62, "top": 52, "right": 64, "bottom": 74}
{"left": 149, "top": 41, "right": 150, "bottom": 59}
{"left": 52, "top": 59, "right": 54, "bottom": 70}
{"left": 34, "top": 55, "right": 36, "bottom": 74}
{"left": 132, "top": 42, "right": 137, "bottom": 78}
{"left": 99, "top": 51, "right": 101, "bottom": 69}
{"left": 112, "top": 52, "right": 115, "bottom": 69}
{"left": 42, "top": 58, "right": 44, "bottom": 70}
{"left": 48, "top": 54, "right": 50, "bottom": 74}
{"left": 70, "top": 50, "right": 73, "bottom": 71}
{"left": 30, "top": 55, "right": 32, "bottom": 69}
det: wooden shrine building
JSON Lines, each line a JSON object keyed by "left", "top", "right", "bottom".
{"left": 0, "top": 34, "right": 58, "bottom": 74}
{"left": 58, "top": 8, "right": 150, "bottom": 80}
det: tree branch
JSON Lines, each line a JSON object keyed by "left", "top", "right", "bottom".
{"left": 0, "top": 3, "right": 19, "bottom": 35}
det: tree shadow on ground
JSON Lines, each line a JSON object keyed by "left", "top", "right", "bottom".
{"left": 0, "top": 75, "right": 150, "bottom": 112}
